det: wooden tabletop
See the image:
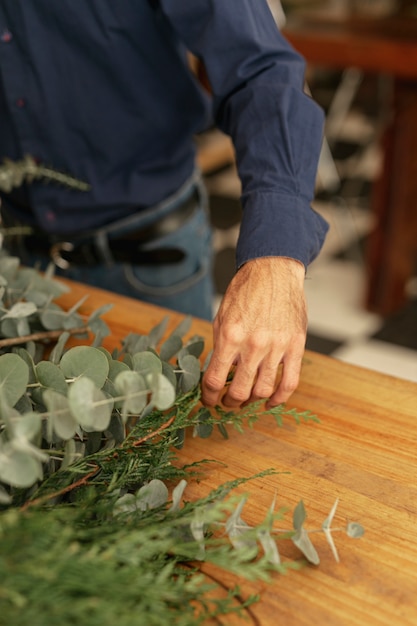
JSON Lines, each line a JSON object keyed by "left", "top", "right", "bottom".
{"left": 57, "top": 279, "right": 417, "bottom": 626}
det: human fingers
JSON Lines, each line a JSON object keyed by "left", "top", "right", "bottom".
{"left": 265, "top": 335, "right": 305, "bottom": 408}
{"left": 201, "top": 329, "right": 237, "bottom": 407}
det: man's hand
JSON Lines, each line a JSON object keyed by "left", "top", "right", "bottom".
{"left": 201, "top": 257, "right": 307, "bottom": 409}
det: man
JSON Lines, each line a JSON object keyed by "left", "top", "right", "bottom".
{"left": 0, "top": 1, "right": 328, "bottom": 409}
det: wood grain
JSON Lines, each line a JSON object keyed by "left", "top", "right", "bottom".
{"left": 56, "top": 279, "right": 417, "bottom": 625}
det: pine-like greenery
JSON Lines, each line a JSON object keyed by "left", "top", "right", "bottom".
{"left": 0, "top": 249, "right": 363, "bottom": 625}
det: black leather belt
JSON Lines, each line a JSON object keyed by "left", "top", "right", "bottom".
{"left": 6, "top": 189, "right": 199, "bottom": 268}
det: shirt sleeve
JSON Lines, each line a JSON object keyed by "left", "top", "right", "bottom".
{"left": 158, "top": 0, "right": 329, "bottom": 269}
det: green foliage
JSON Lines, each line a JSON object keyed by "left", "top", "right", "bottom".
{"left": 0, "top": 154, "right": 90, "bottom": 193}
{"left": 0, "top": 252, "right": 365, "bottom": 624}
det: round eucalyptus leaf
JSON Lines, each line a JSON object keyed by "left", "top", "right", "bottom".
{"left": 0, "top": 447, "right": 42, "bottom": 488}
{"left": 16, "top": 317, "right": 31, "bottom": 337}
{"left": 346, "top": 522, "right": 365, "bottom": 538}
{"left": 146, "top": 372, "right": 176, "bottom": 411}
{"left": 13, "top": 411, "right": 42, "bottom": 441}
{"left": 178, "top": 354, "right": 201, "bottom": 392}
{"left": 97, "top": 347, "right": 112, "bottom": 363}
{"left": 132, "top": 351, "right": 162, "bottom": 377}
{"left": 0, "top": 256, "right": 19, "bottom": 281}
{"left": 161, "top": 361, "right": 177, "bottom": 389}
{"left": 136, "top": 479, "right": 169, "bottom": 511}
{"left": 24, "top": 289, "right": 51, "bottom": 307}
{"left": 108, "top": 358, "right": 131, "bottom": 382}
{"left": 14, "top": 394, "right": 33, "bottom": 415}
{"left": 0, "top": 353, "right": 29, "bottom": 406}
{"left": 114, "top": 493, "right": 137, "bottom": 516}
{"left": 180, "top": 338, "right": 204, "bottom": 359}
{"left": 0, "top": 318, "right": 19, "bottom": 339}
{"left": 43, "top": 389, "right": 77, "bottom": 441}
{"left": 12, "top": 348, "right": 37, "bottom": 384}
{"left": 114, "top": 370, "right": 148, "bottom": 415}
{"left": 60, "top": 346, "right": 110, "bottom": 388}
{"left": 39, "top": 303, "right": 67, "bottom": 330}
{"left": 36, "top": 361, "right": 68, "bottom": 396}
{"left": 68, "top": 376, "right": 113, "bottom": 432}
{"left": 2, "top": 301, "right": 37, "bottom": 319}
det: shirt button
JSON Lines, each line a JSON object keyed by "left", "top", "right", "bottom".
{"left": 1, "top": 30, "right": 13, "bottom": 43}
{"left": 16, "top": 98, "right": 25, "bottom": 108}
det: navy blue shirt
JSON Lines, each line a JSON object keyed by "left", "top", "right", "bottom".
{"left": 0, "top": 0, "right": 328, "bottom": 269}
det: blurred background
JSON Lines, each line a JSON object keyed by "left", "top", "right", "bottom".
{"left": 196, "top": 0, "right": 417, "bottom": 383}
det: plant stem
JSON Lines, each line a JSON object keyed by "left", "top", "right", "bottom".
{"left": 0, "top": 326, "right": 88, "bottom": 348}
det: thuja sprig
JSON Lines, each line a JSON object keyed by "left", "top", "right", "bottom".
{"left": 0, "top": 154, "right": 90, "bottom": 193}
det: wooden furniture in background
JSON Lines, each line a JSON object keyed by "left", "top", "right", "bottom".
{"left": 57, "top": 278, "right": 417, "bottom": 625}
{"left": 283, "top": 14, "right": 417, "bottom": 315}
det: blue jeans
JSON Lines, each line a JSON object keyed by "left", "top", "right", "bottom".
{"left": 4, "top": 173, "right": 215, "bottom": 320}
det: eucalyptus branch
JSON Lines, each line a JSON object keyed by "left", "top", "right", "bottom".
{"left": 0, "top": 325, "right": 88, "bottom": 348}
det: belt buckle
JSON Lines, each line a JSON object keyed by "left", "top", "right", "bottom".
{"left": 50, "top": 241, "right": 74, "bottom": 270}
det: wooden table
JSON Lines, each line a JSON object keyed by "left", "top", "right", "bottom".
{"left": 283, "top": 15, "right": 417, "bottom": 316}
{"left": 57, "top": 279, "right": 417, "bottom": 625}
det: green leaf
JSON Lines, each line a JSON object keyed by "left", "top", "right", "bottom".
{"left": 170, "top": 315, "right": 192, "bottom": 338}
{"left": 148, "top": 316, "right": 169, "bottom": 347}
{"left": 114, "top": 493, "right": 137, "bottom": 516}
{"left": 0, "top": 256, "right": 19, "bottom": 281}
{"left": 60, "top": 346, "right": 110, "bottom": 388}
{"left": 178, "top": 354, "right": 201, "bottom": 392}
{"left": 60, "top": 438, "right": 78, "bottom": 470}
{"left": 226, "top": 498, "right": 258, "bottom": 558}
{"left": 68, "top": 377, "right": 113, "bottom": 432}
{"left": 2, "top": 301, "right": 37, "bottom": 319}
{"left": 36, "top": 361, "right": 68, "bottom": 396}
{"left": 1, "top": 318, "right": 20, "bottom": 339}
{"left": 146, "top": 372, "right": 176, "bottom": 411}
{"left": 49, "top": 331, "right": 70, "bottom": 364}
{"left": 0, "top": 353, "right": 29, "bottom": 406}
{"left": 193, "top": 408, "right": 213, "bottom": 439}
{"left": 293, "top": 500, "right": 307, "bottom": 531}
{"left": 114, "top": 370, "right": 148, "bottom": 416}
{"left": 0, "top": 445, "right": 43, "bottom": 488}
{"left": 43, "top": 389, "right": 78, "bottom": 441}
{"left": 321, "top": 498, "right": 340, "bottom": 562}
{"left": 12, "top": 412, "right": 42, "bottom": 442}
{"left": 136, "top": 479, "right": 169, "bottom": 511}
{"left": 108, "top": 359, "right": 131, "bottom": 382}
{"left": 39, "top": 303, "right": 68, "bottom": 330}
{"left": 291, "top": 527, "right": 320, "bottom": 565}
{"left": 180, "top": 338, "right": 204, "bottom": 359}
{"left": 346, "top": 522, "right": 365, "bottom": 538}
{"left": 12, "top": 348, "right": 37, "bottom": 384}
{"left": 169, "top": 479, "right": 187, "bottom": 513}
{"left": 132, "top": 351, "right": 162, "bottom": 377}
{"left": 87, "top": 303, "right": 113, "bottom": 323}
{"left": 161, "top": 361, "right": 177, "bottom": 390}
{"left": 159, "top": 335, "right": 182, "bottom": 362}
{"left": 257, "top": 528, "right": 281, "bottom": 565}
